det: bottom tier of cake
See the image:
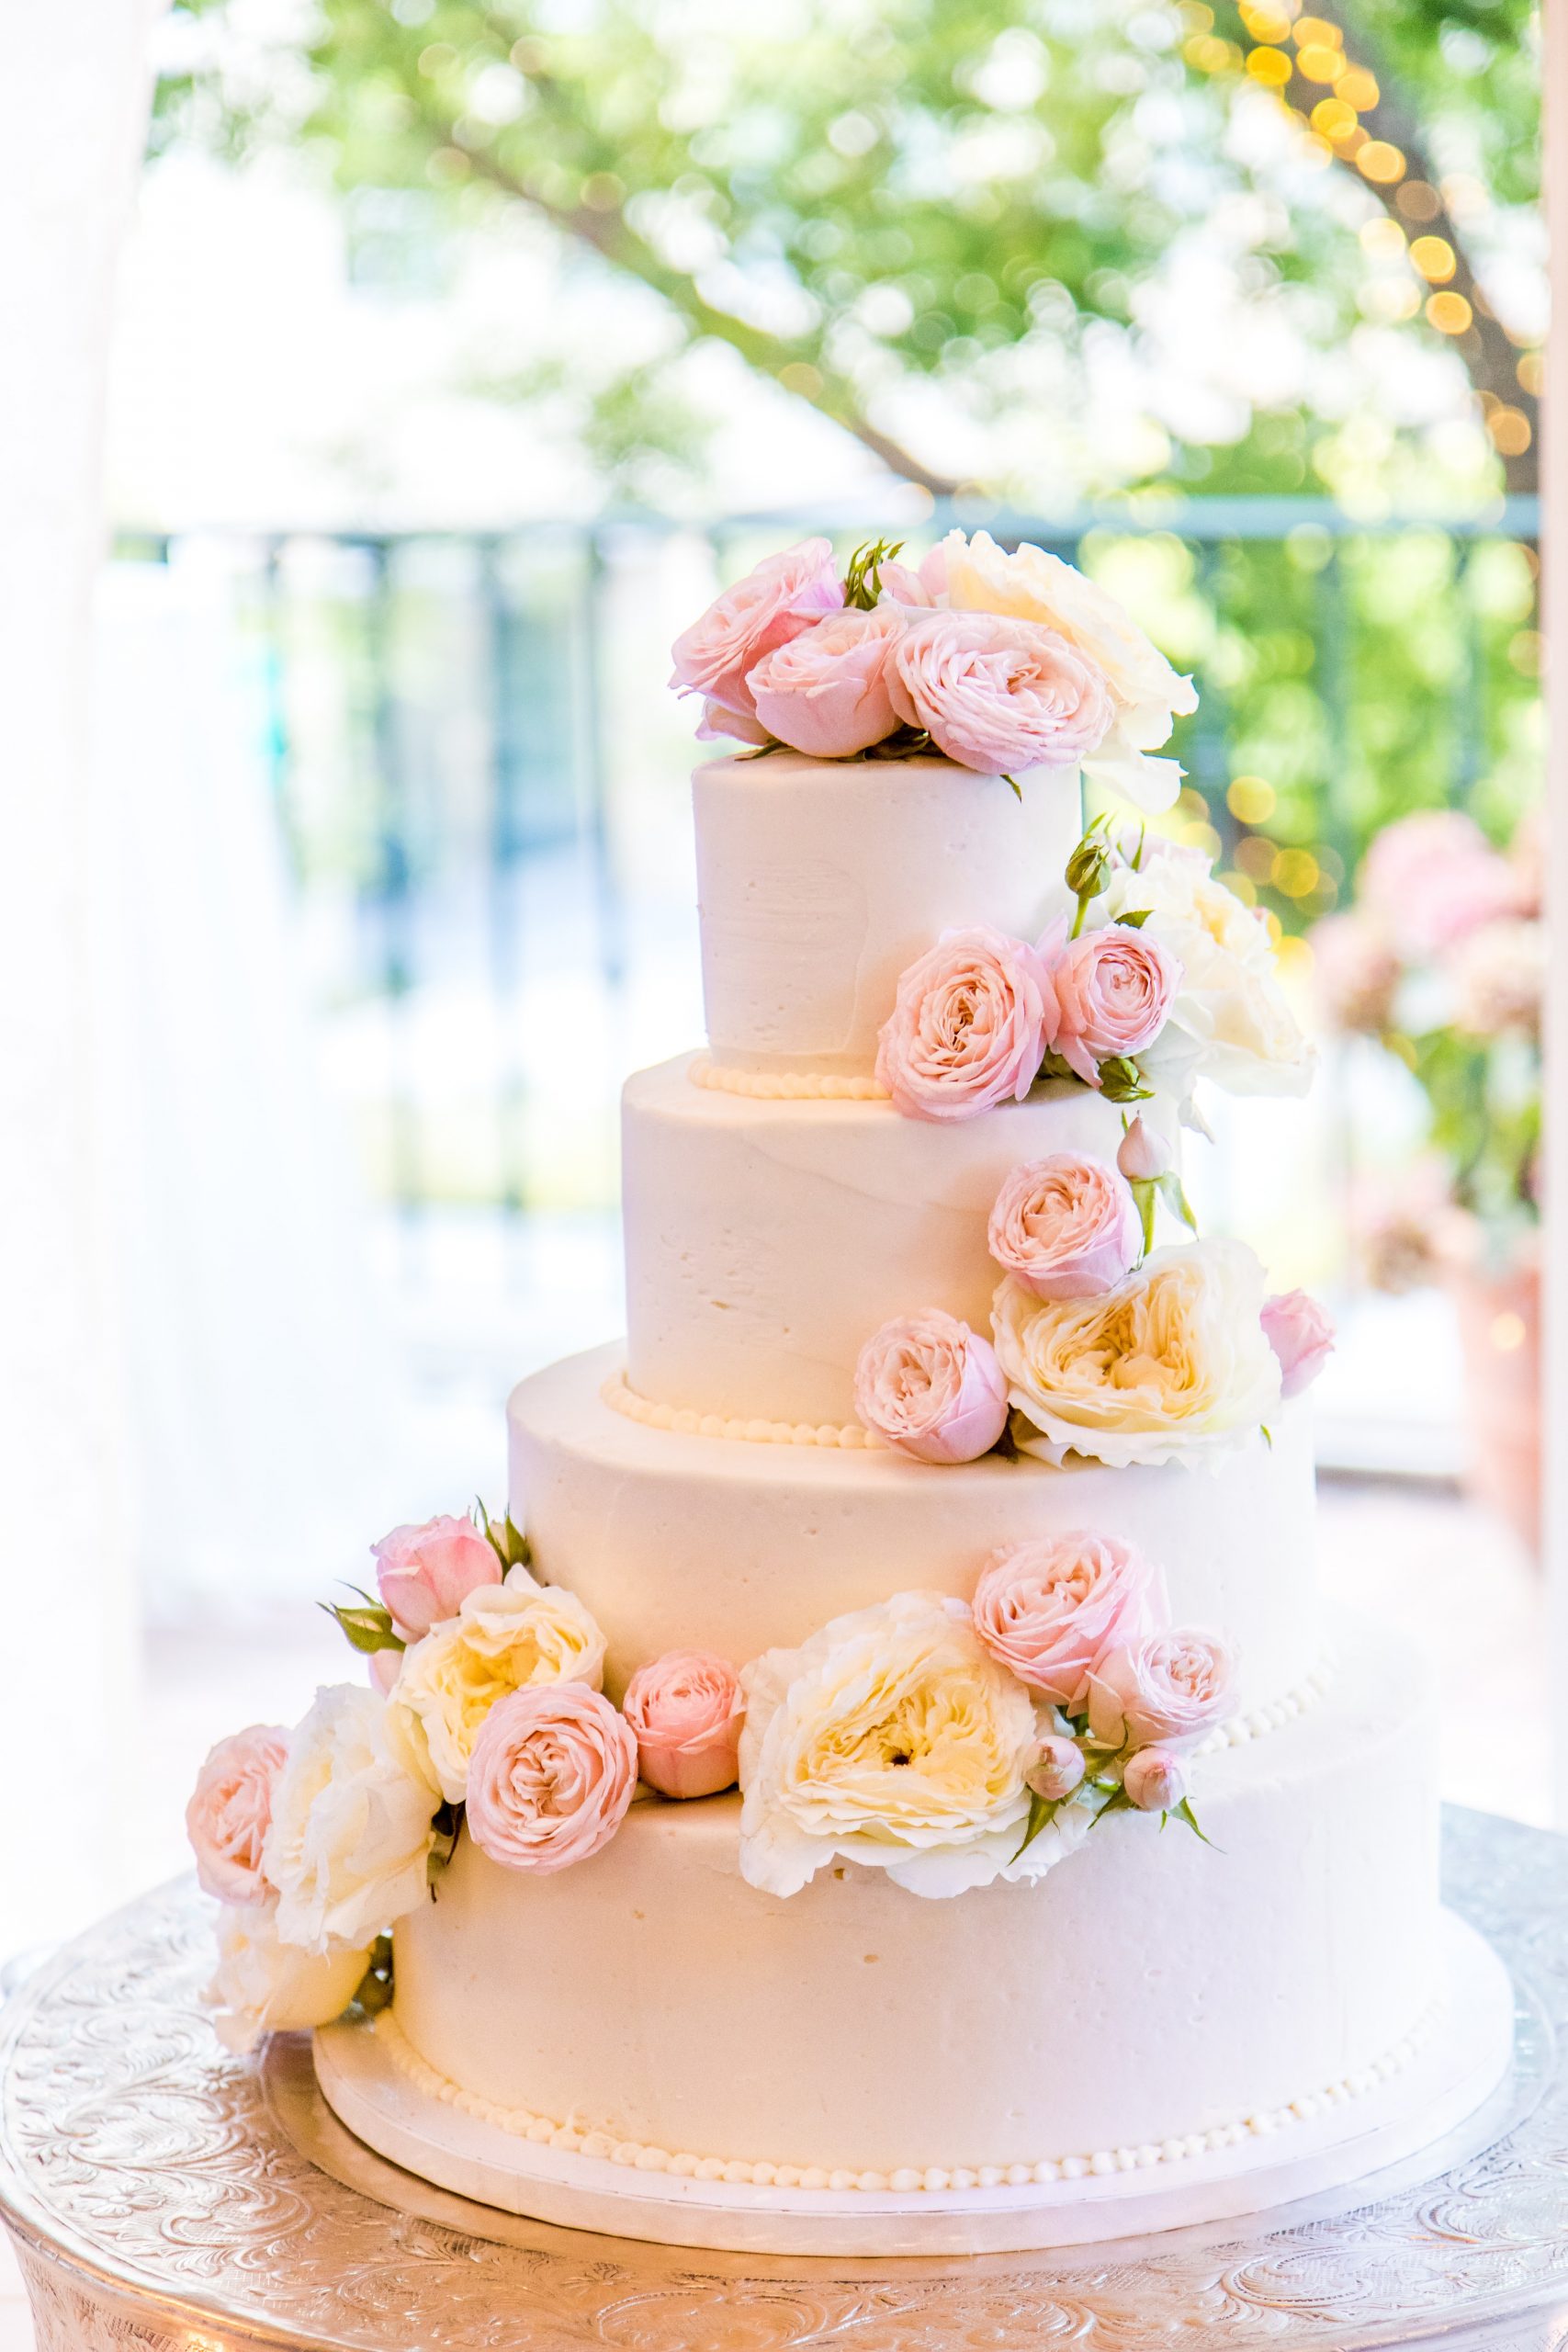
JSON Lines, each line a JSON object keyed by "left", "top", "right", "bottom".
{"left": 364, "top": 1621, "right": 1462, "bottom": 2199}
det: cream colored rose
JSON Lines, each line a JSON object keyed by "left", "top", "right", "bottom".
{"left": 993, "top": 1238, "right": 1281, "bottom": 1470}
{"left": 739, "top": 1591, "right": 1089, "bottom": 1898}
{"left": 1103, "top": 844, "right": 1314, "bottom": 1099}
{"left": 389, "top": 1567, "right": 607, "bottom": 1804}
{"left": 262, "top": 1683, "right": 439, "bottom": 1954}
{"left": 941, "top": 528, "right": 1196, "bottom": 812}
{"left": 206, "top": 1899, "right": 369, "bottom": 2055}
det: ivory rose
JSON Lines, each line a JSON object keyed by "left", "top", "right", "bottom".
{"left": 941, "top": 528, "right": 1196, "bottom": 811}
{"left": 874, "top": 926, "right": 1050, "bottom": 1121}
{"left": 1102, "top": 843, "right": 1314, "bottom": 1099}
{"left": 669, "top": 537, "right": 843, "bottom": 724}
{"left": 737, "top": 1592, "right": 1074, "bottom": 1897}
{"left": 747, "top": 605, "right": 907, "bottom": 756}
{"left": 262, "top": 1684, "right": 438, "bottom": 1954}
{"left": 389, "top": 1568, "right": 608, "bottom": 1804}
{"left": 886, "top": 610, "right": 1114, "bottom": 775}
{"left": 1038, "top": 918, "right": 1181, "bottom": 1086}
{"left": 987, "top": 1152, "right": 1142, "bottom": 1300}
{"left": 465, "top": 1684, "right": 638, "bottom": 1874}
{"left": 622, "top": 1649, "right": 744, "bottom": 1799}
{"left": 853, "top": 1309, "right": 1009, "bottom": 1464}
{"left": 206, "top": 1900, "right": 370, "bottom": 2056}
{"left": 1122, "top": 1747, "right": 1189, "bottom": 1813}
{"left": 992, "top": 1238, "right": 1282, "bottom": 1469}
{"left": 1261, "top": 1289, "right": 1336, "bottom": 1399}
{"left": 970, "top": 1532, "right": 1168, "bottom": 1707}
{"left": 1087, "top": 1628, "right": 1235, "bottom": 1752}
{"left": 185, "top": 1724, "right": 288, "bottom": 1905}
{"left": 372, "top": 1512, "right": 501, "bottom": 1639}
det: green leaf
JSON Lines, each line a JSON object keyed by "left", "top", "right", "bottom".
{"left": 320, "top": 1599, "right": 405, "bottom": 1657}
{"left": 1002, "top": 772, "right": 1023, "bottom": 802}
{"left": 1010, "top": 1789, "right": 1061, "bottom": 1862}
{"left": 1173, "top": 1795, "right": 1219, "bottom": 1849}
{"left": 1156, "top": 1171, "right": 1198, "bottom": 1232}
{"left": 1131, "top": 1176, "right": 1158, "bottom": 1258}
{"left": 1112, "top": 906, "right": 1153, "bottom": 928}
{"left": 427, "top": 1801, "right": 461, "bottom": 1892}
{"left": 1097, "top": 1057, "right": 1154, "bottom": 1104}
{"left": 476, "top": 1500, "right": 531, "bottom": 1570}
{"left": 842, "top": 536, "right": 905, "bottom": 611}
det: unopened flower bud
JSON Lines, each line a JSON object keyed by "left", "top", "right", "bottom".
{"left": 1122, "top": 1747, "right": 1188, "bottom": 1814}
{"left": 1026, "top": 1736, "right": 1086, "bottom": 1804}
{"left": 1065, "top": 834, "right": 1112, "bottom": 900}
{"left": 1116, "top": 1114, "right": 1171, "bottom": 1184}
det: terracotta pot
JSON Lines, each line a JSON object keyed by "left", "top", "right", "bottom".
{"left": 1448, "top": 1260, "right": 1540, "bottom": 1555}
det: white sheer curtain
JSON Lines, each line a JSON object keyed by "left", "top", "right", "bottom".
{"left": 0, "top": 0, "right": 167, "bottom": 1942}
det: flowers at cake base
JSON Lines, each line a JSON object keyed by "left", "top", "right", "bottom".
{"left": 388, "top": 1567, "right": 609, "bottom": 1804}
{"left": 466, "top": 1684, "right": 638, "bottom": 1873}
{"left": 853, "top": 1309, "right": 1009, "bottom": 1464}
{"left": 874, "top": 926, "right": 1050, "bottom": 1120}
{"left": 206, "top": 1901, "right": 371, "bottom": 2056}
{"left": 993, "top": 1238, "right": 1282, "bottom": 1469}
{"left": 1261, "top": 1289, "right": 1336, "bottom": 1398}
{"left": 738, "top": 1592, "right": 1082, "bottom": 1898}
{"left": 622, "top": 1649, "right": 744, "bottom": 1799}
{"left": 186, "top": 1724, "right": 288, "bottom": 1905}
{"left": 261, "top": 1683, "right": 441, "bottom": 1955}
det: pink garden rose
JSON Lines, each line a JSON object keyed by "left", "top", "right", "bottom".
{"left": 1359, "top": 811, "right": 1520, "bottom": 960}
{"left": 987, "top": 1152, "right": 1142, "bottom": 1300}
{"left": 1261, "top": 1289, "right": 1335, "bottom": 1399}
{"left": 1026, "top": 1736, "right": 1087, "bottom": 1803}
{"left": 1038, "top": 918, "right": 1180, "bottom": 1087}
{"left": 748, "top": 605, "right": 907, "bottom": 757}
{"left": 874, "top": 926, "right": 1050, "bottom": 1121}
{"left": 622, "top": 1649, "right": 743, "bottom": 1799}
{"left": 372, "top": 1513, "right": 501, "bottom": 1640}
{"left": 853, "top": 1309, "right": 1010, "bottom": 1464}
{"left": 971, "top": 1532, "right": 1167, "bottom": 1707}
{"left": 186, "top": 1724, "right": 289, "bottom": 1905}
{"left": 1122, "top": 1747, "right": 1188, "bottom": 1813}
{"left": 1088, "top": 1628, "right": 1235, "bottom": 1752}
{"left": 669, "top": 538, "right": 843, "bottom": 725}
{"left": 886, "top": 610, "right": 1114, "bottom": 775}
{"left": 465, "top": 1683, "right": 638, "bottom": 1875}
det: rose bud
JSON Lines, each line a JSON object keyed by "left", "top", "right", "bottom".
{"left": 622, "top": 1650, "right": 743, "bottom": 1800}
{"left": 1122, "top": 1747, "right": 1189, "bottom": 1814}
{"left": 1116, "top": 1114, "right": 1171, "bottom": 1184}
{"left": 1026, "top": 1736, "right": 1087, "bottom": 1804}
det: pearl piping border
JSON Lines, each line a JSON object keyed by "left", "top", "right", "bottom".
{"left": 688, "top": 1056, "right": 891, "bottom": 1102}
{"left": 373, "top": 1988, "right": 1444, "bottom": 2197}
{"left": 603, "top": 1370, "right": 885, "bottom": 1450}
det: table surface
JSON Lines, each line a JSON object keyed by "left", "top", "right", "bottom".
{"left": 2, "top": 1808, "right": 1568, "bottom": 2352}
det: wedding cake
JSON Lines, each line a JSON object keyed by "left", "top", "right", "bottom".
{"left": 186, "top": 530, "right": 1513, "bottom": 2256}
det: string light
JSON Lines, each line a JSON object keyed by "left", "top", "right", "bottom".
{"left": 1227, "top": 775, "right": 1278, "bottom": 823}
{"left": 1311, "top": 96, "right": 1359, "bottom": 142}
{"left": 1408, "top": 235, "right": 1456, "bottom": 284}
{"left": 1294, "top": 40, "right": 1343, "bottom": 80}
{"left": 1488, "top": 406, "right": 1533, "bottom": 457}
{"left": 1357, "top": 140, "right": 1405, "bottom": 184}
{"left": 1246, "top": 43, "right": 1293, "bottom": 83}
{"left": 1271, "top": 847, "right": 1321, "bottom": 899}
{"left": 1426, "top": 290, "right": 1473, "bottom": 334}
{"left": 1335, "top": 65, "right": 1378, "bottom": 108}
{"left": 1517, "top": 351, "right": 1545, "bottom": 397}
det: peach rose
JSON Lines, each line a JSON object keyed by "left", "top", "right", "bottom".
{"left": 875, "top": 926, "right": 1050, "bottom": 1121}
{"left": 1122, "top": 1747, "right": 1188, "bottom": 1813}
{"left": 887, "top": 610, "right": 1114, "bottom": 775}
{"left": 1261, "top": 1289, "right": 1335, "bottom": 1398}
{"left": 465, "top": 1683, "right": 638, "bottom": 1874}
{"left": 1038, "top": 918, "right": 1180, "bottom": 1087}
{"left": 987, "top": 1152, "right": 1142, "bottom": 1300}
{"left": 854, "top": 1309, "right": 1010, "bottom": 1464}
{"left": 971, "top": 1532, "right": 1167, "bottom": 1707}
{"left": 622, "top": 1649, "right": 744, "bottom": 1800}
{"left": 747, "top": 604, "right": 907, "bottom": 756}
{"left": 372, "top": 1513, "right": 501, "bottom": 1640}
{"left": 1088, "top": 1628, "right": 1235, "bottom": 1753}
{"left": 185, "top": 1724, "right": 288, "bottom": 1905}
{"left": 669, "top": 537, "right": 843, "bottom": 723}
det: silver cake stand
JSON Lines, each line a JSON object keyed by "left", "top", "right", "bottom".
{"left": 2, "top": 1807, "right": 1566, "bottom": 2352}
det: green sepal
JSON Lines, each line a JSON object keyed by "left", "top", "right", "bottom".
{"left": 321, "top": 1599, "right": 405, "bottom": 1657}
{"left": 1131, "top": 1176, "right": 1158, "bottom": 1259}
{"left": 1092, "top": 1783, "right": 1136, "bottom": 1825}
{"left": 1002, "top": 773, "right": 1023, "bottom": 802}
{"left": 1111, "top": 907, "right": 1153, "bottom": 929}
{"left": 475, "top": 1498, "right": 531, "bottom": 1571}
{"left": 1010, "top": 1789, "right": 1061, "bottom": 1863}
{"left": 1173, "top": 1795, "right": 1218, "bottom": 1849}
{"left": 1037, "top": 1047, "right": 1088, "bottom": 1090}
{"left": 736, "top": 739, "right": 787, "bottom": 760}
{"left": 1156, "top": 1170, "right": 1197, "bottom": 1233}
{"left": 1260, "top": 1423, "right": 1274, "bottom": 1449}
{"left": 842, "top": 536, "right": 905, "bottom": 611}
{"left": 1097, "top": 1057, "right": 1154, "bottom": 1104}
{"left": 427, "top": 1801, "right": 461, "bottom": 1892}
{"left": 354, "top": 1934, "right": 394, "bottom": 2016}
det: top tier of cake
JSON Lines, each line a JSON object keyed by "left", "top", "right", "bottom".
{"left": 694, "top": 752, "right": 1084, "bottom": 1080}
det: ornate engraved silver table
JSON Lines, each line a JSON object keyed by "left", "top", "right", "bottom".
{"left": 2, "top": 1807, "right": 1566, "bottom": 2351}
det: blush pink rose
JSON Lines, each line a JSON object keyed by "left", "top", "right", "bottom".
{"left": 1088, "top": 1628, "right": 1235, "bottom": 1753}
{"left": 696, "top": 698, "right": 772, "bottom": 746}
{"left": 875, "top": 926, "right": 1050, "bottom": 1121}
{"left": 987, "top": 1152, "right": 1142, "bottom": 1300}
{"left": 185, "top": 1724, "right": 289, "bottom": 1904}
{"left": 1038, "top": 917, "right": 1181, "bottom": 1087}
{"left": 886, "top": 610, "right": 1114, "bottom": 775}
{"left": 1261, "top": 1289, "right": 1335, "bottom": 1399}
{"left": 371, "top": 1513, "right": 501, "bottom": 1640}
{"left": 466, "top": 1684, "right": 638, "bottom": 1875}
{"left": 853, "top": 1309, "right": 1010, "bottom": 1464}
{"left": 670, "top": 538, "right": 844, "bottom": 722}
{"left": 1026, "top": 1736, "right": 1087, "bottom": 1802}
{"left": 1116, "top": 1114, "right": 1170, "bottom": 1183}
{"left": 622, "top": 1649, "right": 743, "bottom": 1800}
{"left": 1359, "top": 810, "right": 1520, "bottom": 960}
{"left": 971, "top": 1532, "right": 1167, "bottom": 1707}
{"left": 1122, "top": 1747, "right": 1188, "bottom": 1813}
{"left": 747, "top": 605, "right": 907, "bottom": 756}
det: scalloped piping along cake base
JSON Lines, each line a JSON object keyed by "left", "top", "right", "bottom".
{"left": 315, "top": 1908, "right": 1512, "bottom": 2257}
